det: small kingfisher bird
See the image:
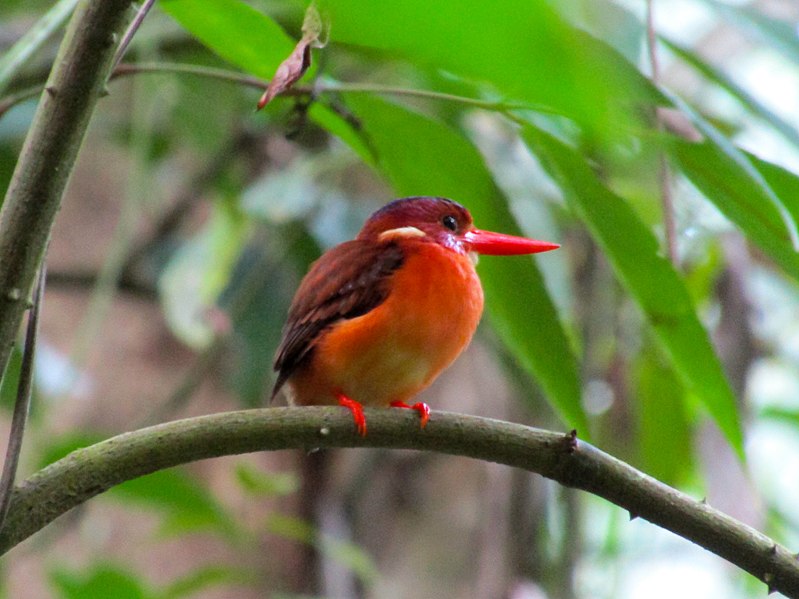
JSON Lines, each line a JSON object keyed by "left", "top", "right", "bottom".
{"left": 271, "top": 196, "right": 559, "bottom": 436}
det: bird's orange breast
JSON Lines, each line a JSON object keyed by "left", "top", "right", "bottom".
{"left": 287, "top": 242, "right": 484, "bottom": 407}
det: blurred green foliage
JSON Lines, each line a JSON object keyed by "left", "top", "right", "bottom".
{"left": 2, "top": 0, "right": 799, "bottom": 596}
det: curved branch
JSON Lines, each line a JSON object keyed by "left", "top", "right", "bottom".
{"left": 0, "top": 407, "right": 796, "bottom": 596}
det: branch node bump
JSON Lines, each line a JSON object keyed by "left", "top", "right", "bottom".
{"left": 44, "top": 86, "right": 57, "bottom": 98}
{"left": 562, "top": 429, "right": 578, "bottom": 453}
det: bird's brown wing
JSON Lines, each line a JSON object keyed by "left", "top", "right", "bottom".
{"left": 271, "top": 239, "right": 405, "bottom": 400}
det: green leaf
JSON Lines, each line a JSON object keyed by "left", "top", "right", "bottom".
{"left": 309, "top": 103, "right": 376, "bottom": 167}
{"left": 323, "top": 0, "right": 662, "bottom": 139}
{"left": 747, "top": 153, "right": 799, "bottom": 227}
{"left": 49, "top": 563, "right": 150, "bottom": 599}
{"left": 159, "top": 200, "right": 251, "bottom": 349}
{"left": 159, "top": 0, "right": 295, "bottom": 79}
{"left": 521, "top": 124, "right": 744, "bottom": 457}
{"left": 760, "top": 407, "right": 799, "bottom": 427}
{"left": 0, "top": 0, "right": 78, "bottom": 95}
{"left": 221, "top": 225, "right": 318, "bottom": 407}
{"left": 235, "top": 462, "right": 299, "bottom": 497}
{"left": 635, "top": 348, "right": 693, "bottom": 485}
{"left": 663, "top": 90, "right": 799, "bottom": 251}
{"left": 38, "top": 433, "right": 105, "bottom": 469}
{"left": 336, "top": 94, "right": 586, "bottom": 433}
{"left": 109, "top": 469, "right": 238, "bottom": 539}
{"left": 672, "top": 140, "right": 799, "bottom": 280}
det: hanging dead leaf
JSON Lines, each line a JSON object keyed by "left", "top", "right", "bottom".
{"left": 257, "top": 2, "right": 328, "bottom": 110}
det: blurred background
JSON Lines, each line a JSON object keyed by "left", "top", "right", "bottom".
{"left": 1, "top": 0, "right": 799, "bottom": 597}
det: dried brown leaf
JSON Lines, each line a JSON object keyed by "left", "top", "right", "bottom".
{"left": 257, "top": 2, "right": 327, "bottom": 110}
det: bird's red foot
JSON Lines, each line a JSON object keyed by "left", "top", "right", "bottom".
{"left": 390, "top": 401, "right": 430, "bottom": 428}
{"left": 335, "top": 392, "right": 367, "bottom": 437}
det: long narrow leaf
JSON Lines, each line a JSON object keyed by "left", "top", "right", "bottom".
{"left": 673, "top": 140, "right": 799, "bottom": 280}
{"left": 324, "top": 0, "right": 662, "bottom": 140}
{"left": 521, "top": 125, "right": 743, "bottom": 457}
{"left": 0, "top": 0, "right": 79, "bottom": 96}
{"left": 329, "top": 94, "right": 586, "bottom": 433}
{"left": 635, "top": 347, "right": 692, "bottom": 485}
{"left": 708, "top": 1, "right": 799, "bottom": 66}
{"left": 747, "top": 153, "right": 799, "bottom": 223}
{"left": 663, "top": 88, "right": 799, "bottom": 251}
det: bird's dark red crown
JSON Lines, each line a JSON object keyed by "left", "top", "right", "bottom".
{"left": 357, "top": 196, "right": 473, "bottom": 241}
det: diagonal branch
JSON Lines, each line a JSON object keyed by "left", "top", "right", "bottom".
{"left": 0, "top": 408, "right": 796, "bottom": 596}
{"left": 0, "top": 260, "right": 46, "bottom": 531}
{"left": 0, "top": 0, "right": 134, "bottom": 389}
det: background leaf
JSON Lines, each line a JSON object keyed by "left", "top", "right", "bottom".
{"left": 49, "top": 564, "right": 150, "bottom": 599}
{"left": 159, "top": 0, "right": 294, "bottom": 78}
{"left": 522, "top": 124, "right": 743, "bottom": 456}
{"left": 109, "top": 469, "right": 239, "bottom": 539}
{"left": 673, "top": 140, "right": 799, "bottom": 281}
{"left": 324, "top": 0, "right": 661, "bottom": 140}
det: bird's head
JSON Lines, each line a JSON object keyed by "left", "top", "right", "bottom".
{"left": 357, "top": 196, "right": 559, "bottom": 258}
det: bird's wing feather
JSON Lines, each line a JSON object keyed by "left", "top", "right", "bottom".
{"left": 271, "top": 240, "right": 405, "bottom": 399}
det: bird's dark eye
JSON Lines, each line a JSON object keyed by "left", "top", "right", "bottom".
{"left": 442, "top": 215, "right": 458, "bottom": 231}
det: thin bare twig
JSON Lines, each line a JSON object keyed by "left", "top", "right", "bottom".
{"left": 111, "top": 0, "right": 156, "bottom": 71}
{"left": 0, "top": 260, "right": 46, "bottom": 531}
{"left": 646, "top": 0, "right": 678, "bottom": 265}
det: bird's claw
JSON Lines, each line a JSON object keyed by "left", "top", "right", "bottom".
{"left": 336, "top": 392, "right": 367, "bottom": 437}
{"left": 390, "top": 400, "right": 431, "bottom": 428}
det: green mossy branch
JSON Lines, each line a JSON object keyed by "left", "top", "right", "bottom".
{"left": 1, "top": 407, "right": 797, "bottom": 597}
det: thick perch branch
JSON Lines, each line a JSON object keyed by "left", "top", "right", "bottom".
{"left": 0, "top": 408, "right": 796, "bottom": 596}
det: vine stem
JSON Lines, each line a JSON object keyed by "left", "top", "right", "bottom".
{"left": 0, "top": 408, "right": 796, "bottom": 596}
{"left": 0, "top": 61, "right": 546, "bottom": 118}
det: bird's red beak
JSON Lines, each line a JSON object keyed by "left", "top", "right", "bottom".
{"left": 463, "top": 229, "right": 560, "bottom": 255}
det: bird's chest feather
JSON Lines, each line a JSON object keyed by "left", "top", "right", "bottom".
{"left": 304, "top": 243, "right": 484, "bottom": 405}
